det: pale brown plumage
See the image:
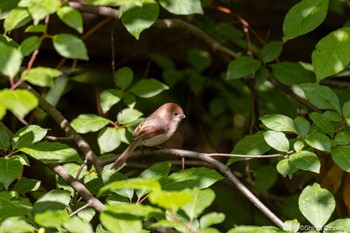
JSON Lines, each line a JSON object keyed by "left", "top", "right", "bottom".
{"left": 111, "top": 103, "right": 185, "bottom": 170}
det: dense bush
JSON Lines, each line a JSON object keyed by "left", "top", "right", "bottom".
{"left": 1, "top": 0, "right": 350, "bottom": 232}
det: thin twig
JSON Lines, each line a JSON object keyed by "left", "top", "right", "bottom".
{"left": 69, "top": 203, "right": 91, "bottom": 217}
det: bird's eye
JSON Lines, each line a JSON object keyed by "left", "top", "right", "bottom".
{"left": 174, "top": 112, "right": 178, "bottom": 116}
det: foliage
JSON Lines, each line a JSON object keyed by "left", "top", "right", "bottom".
{"left": 1, "top": 0, "right": 350, "bottom": 232}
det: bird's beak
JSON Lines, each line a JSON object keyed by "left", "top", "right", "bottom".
{"left": 181, "top": 114, "right": 186, "bottom": 119}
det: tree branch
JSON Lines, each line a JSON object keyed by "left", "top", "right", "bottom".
{"left": 100, "top": 148, "right": 285, "bottom": 228}
{"left": 47, "top": 163, "right": 105, "bottom": 212}
{"left": 23, "top": 83, "right": 103, "bottom": 177}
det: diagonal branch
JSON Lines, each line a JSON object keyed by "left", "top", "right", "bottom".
{"left": 23, "top": 83, "right": 103, "bottom": 177}
{"left": 99, "top": 148, "right": 285, "bottom": 228}
{"left": 47, "top": 163, "right": 105, "bottom": 212}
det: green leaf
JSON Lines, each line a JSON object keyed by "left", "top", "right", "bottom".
{"left": 63, "top": 216, "right": 94, "bottom": 233}
{"left": 283, "top": 219, "right": 300, "bottom": 233}
{"left": 120, "top": 0, "right": 159, "bottom": 39}
{"left": 98, "top": 127, "right": 121, "bottom": 154}
{"left": 18, "top": 0, "right": 61, "bottom": 24}
{"left": 100, "top": 210, "right": 142, "bottom": 233}
{"left": 200, "top": 212, "right": 226, "bottom": 229}
{"left": 71, "top": 114, "right": 110, "bottom": 133}
{"left": 263, "top": 131, "right": 289, "bottom": 152}
{"left": 123, "top": 93, "right": 136, "bottom": 108}
{"left": 182, "top": 188, "right": 215, "bottom": 219}
{"left": 299, "top": 183, "right": 335, "bottom": 228}
{"left": 305, "top": 132, "right": 331, "bottom": 152}
{"left": 136, "top": 162, "right": 171, "bottom": 198}
{"left": 57, "top": 6, "right": 83, "bottom": 33}
{"left": 290, "top": 151, "right": 320, "bottom": 173}
{"left": 161, "top": 167, "right": 223, "bottom": 191}
{"left": 312, "top": 27, "right": 350, "bottom": 82}
{"left": 343, "top": 100, "right": 350, "bottom": 117}
{"left": 103, "top": 203, "right": 162, "bottom": 217}
{"left": 309, "top": 112, "right": 335, "bottom": 136}
{"left": 331, "top": 146, "right": 350, "bottom": 172}
{"left": 0, "top": 217, "right": 35, "bottom": 233}
{"left": 100, "top": 89, "right": 122, "bottom": 113}
{"left": 271, "top": 61, "right": 315, "bottom": 85}
{"left": 20, "top": 141, "right": 81, "bottom": 163}
{"left": 226, "top": 56, "right": 261, "bottom": 80}
{"left": 276, "top": 158, "right": 296, "bottom": 178}
{"left": 25, "top": 24, "right": 47, "bottom": 33}
{"left": 12, "top": 124, "right": 48, "bottom": 149}
{"left": 301, "top": 83, "right": 341, "bottom": 113}
{"left": 255, "top": 165, "right": 278, "bottom": 194}
{"left": 0, "top": 191, "right": 32, "bottom": 222}
{"left": 188, "top": 49, "right": 212, "bottom": 72}
{"left": 117, "top": 108, "right": 143, "bottom": 125}
{"left": 4, "top": 8, "right": 31, "bottom": 32}
{"left": 227, "top": 226, "right": 285, "bottom": 233}
{"left": 158, "top": 0, "right": 203, "bottom": 15}
{"left": 0, "top": 89, "right": 38, "bottom": 119}
{"left": 0, "top": 105, "right": 6, "bottom": 120}
{"left": 0, "top": 157, "right": 23, "bottom": 189}
{"left": 0, "top": 127, "right": 11, "bottom": 151}
{"left": 115, "top": 66, "right": 133, "bottom": 90}
{"left": 334, "top": 131, "right": 350, "bottom": 146}
{"left": 24, "top": 67, "right": 62, "bottom": 87}
{"left": 257, "top": 41, "right": 282, "bottom": 63}
{"left": 293, "top": 116, "right": 310, "bottom": 138}
{"left": 99, "top": 178, "right": 161, "bottom": 196}
{"left": 33, "top": 189, "right": 71, "bottom": 213}
{"left": 35, "top": 209, "right": 69, "bottom": 227}
{"left": 283, "top": 0, "right": 329, "bottom": 42}
{"left": 129, "top": 78, "right": 169, "bottom": 98}
{"left": 13, "top": 177, "right": 41, "bottom": 194}
{"left": 53, "top": 33, "right": 88, "bottom": 60}
{"left": 0, "top": 42, "right": 22, "bottom": 78}
{"left": 325, "top": 219, "right": 350, "bottom": 233}
{"left": 0, "top": 0, "right": 21, "bottom": 19}
{"left": 231, "top": 131, "right": 271, "bottom": 157}
{"left": 19, "top": 36, "right": 41, "bottom": 56}
{"left": 260, "top": 114, "right": 296, "bottom": 133}
{"left": 149, "top": 190, "right": 193, "bottom": 212}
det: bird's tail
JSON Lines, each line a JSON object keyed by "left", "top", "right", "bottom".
{"left": 111, "top": 140, "right": 140, "bottom": 170}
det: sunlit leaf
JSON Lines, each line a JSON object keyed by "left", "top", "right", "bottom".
{"left": 120, "top": 0, "right": 159, "bottom": 39}
{"left": 283, "top": 0, "right": 329, "bottom": 42}
{"left": 18, "top": 0, "right": 61, "bottom": 24}
{"left": 24, "top": 67, "right": 62, "bottom": 87}
{"left": 158, "top": 0, "right": 203, "bottom": 14}
{"left": 71, "top": 114, "right": 110, "bottom": 133}
{"left": 129, "top": 78, "right": 169, "bottom": 98}
{"left": 4, "top": 8, "right": 31, "bottom": 32}
{"left": 312, "top": 27, "right": 350, "bottom": 82}
{"left": 20, "top": 142, "right": 81, "bottom": 163}
{"left": 0, "top": 42, "right": 22, "bottom": 78}
{"left": 299, "top": 183, "right": 335, "bottom": 228}
{"left": 53, "top": 34, "right": 88, "bottom": 60}
{"left": 0, "top": 89, "right": 38, "bottom": 118}
{"left": 263, "top": 131, "right": 289, "bottom": 152}
{"left": 57, "top": 6, "right": 83, "bottom": 33}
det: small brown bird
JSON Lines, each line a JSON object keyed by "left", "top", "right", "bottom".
{"left": 111, "top": 103, "right": 185, "bottom": 169}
